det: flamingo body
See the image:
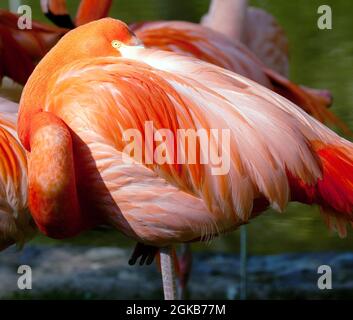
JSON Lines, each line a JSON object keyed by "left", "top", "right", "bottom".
{"left": 130, "top": 21, "right": 348, "bottom": 133}
{"left": 18, "top": 19, "right": 353, "bottom": 245}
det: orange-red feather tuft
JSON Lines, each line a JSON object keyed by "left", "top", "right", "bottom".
{"left": 288, "top": 144, "right": 353, "bottom": 236}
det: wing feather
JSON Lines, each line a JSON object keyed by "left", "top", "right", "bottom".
{"left": 44, "top": 49, "right": 350, "bottom": 233}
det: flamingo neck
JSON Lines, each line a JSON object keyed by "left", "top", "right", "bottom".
{"left": 75, "top": 0, "right": 113, "bottom": 26}
{"left": 202, "top": 0, "right": 248, "bottom": 41}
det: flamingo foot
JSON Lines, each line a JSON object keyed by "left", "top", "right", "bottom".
{"left": 128, "top": 243, "right": 158, "bottom": 266}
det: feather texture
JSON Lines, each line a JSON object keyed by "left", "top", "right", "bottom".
{"left": 0, "top": 97, "right": 34, "bottom": 249}
{"left": 131, "top": 21, "right": 347, "bottom": 134}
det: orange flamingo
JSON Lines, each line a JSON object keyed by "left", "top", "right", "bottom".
{"left": 42, "top": 1, "right": 352, "bottom": 298}
{"left": 18, "top": 18, "right": 353, "bottom": 299}
{"left": 0, "top": 97, "right": 35, "bottom": 251}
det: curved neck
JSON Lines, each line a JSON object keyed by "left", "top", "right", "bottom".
{"left": 76, "top": 0, "right": 113, "bottom": 26}
{"left": 202, "top": 0, "right": 248, "bottom": 41}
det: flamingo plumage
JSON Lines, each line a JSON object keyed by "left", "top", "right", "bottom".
{"left": 0, "top": 0, "right": 347, "bottom": 298}
{"left": 201, "top": 0, "right": 290, "bottom": 77}
{"left": 130, "top": 20, "right": 349, "bottom": 135}
{"left": 18, "top": 18, "right": 353, "bottom": 298}
{"left": 39, "top": 1, "right": 346, "bottom": 134}
{"left": 0, "top": 97, "right": 34, "bottom": 251}
{"left": 0, "top": 8, "right": 67, "bottom": 86}
{"left": 41, "top": 0, "right": 352, "bottom": 298}
{"left": 0, "top": 1, "right": 112, "bottom": 87}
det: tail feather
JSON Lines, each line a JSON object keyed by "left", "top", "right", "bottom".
{"left": 288, "top": 143, "right": 353, "bottom": 237}
{"left": 264, "top": 68, "right": 352, "bottom": 136}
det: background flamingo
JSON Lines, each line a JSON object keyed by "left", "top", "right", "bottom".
{"left": 18, "top": 18, "right": 353, "bottom": 300}
{"left": 0, "top": 96, "right": 35, "bottom": 251}
{"left": 0, "top": 0, "right": 112, "bottom": 92}
{"left": 201, "top": 0, "right": 290, "bottom": 77}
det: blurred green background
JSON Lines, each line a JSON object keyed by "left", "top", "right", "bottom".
{"left": 3, "top": 0, "right": 353, "bottom": 255}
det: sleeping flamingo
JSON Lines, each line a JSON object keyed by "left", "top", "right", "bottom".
{"left": 18, "top": 18, "right": 353, "bottom": 299}
{"left": 41, "top": 1, "right": 353, "bottom": 299}
{"left": 0, "top": 97, "right": 35, "bottom": 251}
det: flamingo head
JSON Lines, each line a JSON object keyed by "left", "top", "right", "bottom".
{"left": 44, "top": 18, "right": 142, "bottom": 63}
{"left": 19, "top": 18, "right": 143, "bottom": 150}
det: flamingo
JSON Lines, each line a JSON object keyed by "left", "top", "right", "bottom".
{"left": 40, "top": 0, "right": 112, "bottom": 28}
{"left": 0, "top": 97, "right": 35, "bottom": 251}
{"left": 40, "top": 1, "right": 353, "bottom": 299}
{"left": 0, "top": 1, "right": 112, "bottom": 87}
{"left": 201, "top": 0, "right": 290, "bottom": 77}
{"left": 131, "top": 0, "right": 353, "bottom": 297}
{"left": 2, "top": 0, "right": 349, "bottom": 298}
{"left": 18, "top": 18, "right": 353, "bottom": 300}
{"left": 0, "top": 8, "right": 67, "bottom": 86}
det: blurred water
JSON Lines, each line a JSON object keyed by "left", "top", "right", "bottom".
{"left": 4, "top": 0, "right": 353, "bottom": 254}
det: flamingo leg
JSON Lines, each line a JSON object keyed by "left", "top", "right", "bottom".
{"left": 178, "top": 243, "right": 192, "bottom": 300}
{"left": 239, "top": 225, "right": 247, "bottom": 299}
{"left": 160, "top": 246, "right": 178, "bottom": 300}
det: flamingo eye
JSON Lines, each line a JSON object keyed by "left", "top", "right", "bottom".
{"left": 111, "top": 40, "right": 122, "bottom": 49}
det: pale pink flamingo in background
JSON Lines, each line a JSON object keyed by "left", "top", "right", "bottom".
{"left": 18, "top": 19, "right": 353, "bottom": 300}
{"left": 201, "top": 0, "right": 290, "bottom": 77}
